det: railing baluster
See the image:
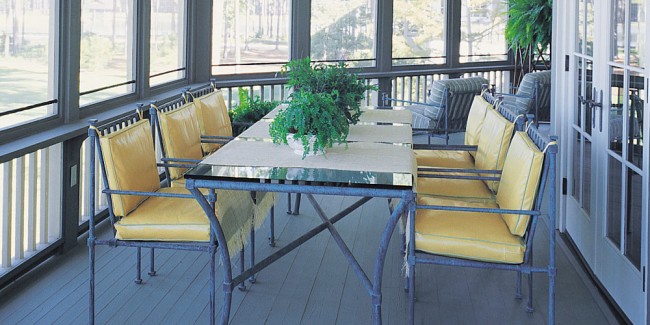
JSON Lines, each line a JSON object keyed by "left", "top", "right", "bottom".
{"left": 48, "top": 144, "right": 62, "bottom": 240}
{"left": 38, "top": 148, "right": 49, "bottom": 245}
{"left": 26, "top": 153, "right": 37, "bottom": 252}
{"left": 82, "top": 139, "right": 92, "bottom": 223}
{"left": 1, "top": 160, "right": 13, "bottom": 268}
{"left": 13, "top": 156, "right": 25, "bottom": 260}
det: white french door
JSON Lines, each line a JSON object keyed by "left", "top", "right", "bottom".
{"left": 564, "top": 0, "right": 648, "bottom": 323}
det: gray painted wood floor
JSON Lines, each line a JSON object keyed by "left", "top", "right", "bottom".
{"left": 0, "top": 191, "right": 617, "bottom": 324}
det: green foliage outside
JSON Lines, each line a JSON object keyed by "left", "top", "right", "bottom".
{"left": 281, "top": 58, "right": 377, "bottom": 125}
{"left": 228, "top": 88, "right": 278, "bottom": 136}
{"left": 80, "top": 34, "right": 117, "bottom": 70}
{"left": 269, "top": 90, "right": 349, "bottom": 158}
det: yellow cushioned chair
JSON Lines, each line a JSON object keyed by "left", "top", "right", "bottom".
{"left": 192, "top": 89, "right": 233, "bottom": 154}
{"left": 87, "top": 113, "right": 221, "bottom": 324}
{"left": 156, "top": 102, "right": 204, "bottom": 182}
{"left": 414, "top": 132, "right": 544, "bottom": 262}
{"left": 414, "top": 94, "right": 492, "bottom": 168}
{"left": 406, "top": 126, "right": 556, "bottom": 323}
{"left": 97, "top": 117, "right": 211, "bottom": 241}
{"left": 416, "top": 106, "right": 516, "bottom": 202}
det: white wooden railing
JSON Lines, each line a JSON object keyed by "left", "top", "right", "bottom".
{"left": 0, "top": 144, "right": 62, "bottom": 275}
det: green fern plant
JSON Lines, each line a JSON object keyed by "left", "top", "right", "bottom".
{"left": 505, "top": 0, "right": 552, "bottom": 81}
{"left": 281, "top": 58, "right": 377, "bottom": 125}
{"left": 269, "top": 90, "right": 349, "bottom": 158}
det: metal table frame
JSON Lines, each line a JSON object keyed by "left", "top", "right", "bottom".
{"left": 185, "top": 172, "right": 415, "bottom": 325}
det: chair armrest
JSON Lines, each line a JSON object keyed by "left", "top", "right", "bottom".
{"left": 158, "top": 157, "right": 200, "bottom": 169}
{"left": 413, "top": 144, "right": 478, "bottom": 151}
{"left": 418, "top": 167, "right": 501, "bottom": 181}
{"left": 415, "top": 203, "right": 540, "bottom": 216}
{"left": 417, "top": 173, "right": 500, "bottom": 181}
{"left": 102, "top": 189, "right": 194, "bottom": 199}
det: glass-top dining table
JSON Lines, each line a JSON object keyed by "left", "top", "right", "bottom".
{"left": 184, "top": 105, "right": 416, "bottom": 324}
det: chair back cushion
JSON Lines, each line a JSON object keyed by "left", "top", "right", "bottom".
{"left": 512, "top": 71, "right": 552, "bottom": 116}
{"left": 99, "top": 119, "right": 161, "bottom": 217}
{"left": 193, "top": 90, "right": 233, "bottom": 153}
{"left": 496, "top": 132, "right": 544, "bottom": 236}
{"left": 475, "top": 108, "right": 515, "bottom": 192}
{"left": 465, "top": 95, "right": 492, "bottom": 157}
{"left": 159, "top": 103, "right": 203, "bottom": 180}
{"left": 426, "top": 76, "right": 488, "bottom": 130}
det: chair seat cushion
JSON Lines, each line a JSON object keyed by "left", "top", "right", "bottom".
{"left": 114, "top": 187, "right": 210, "bottom": 242}
{"left": 414, "top": 150, "right": 475, "bottom": 169}
{"left": 415, "top": 197, "right": 526, "bottom": 264}
{"left": 417, "top": 176, "right": 495, "bottom": 202}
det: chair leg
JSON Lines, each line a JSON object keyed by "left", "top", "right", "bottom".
{"left": 268, "top": 206, "right": 276, "bottom": 247}
{"left": 148, "top": 248, "right": 156, "bottom": 276}
{"left": 527, "top": 250, "right": 534, "bottom": 313}
{"left": 293, "top": 193, "right": 301, "bottom": 215}
{"left": 249, "top": 226, "right": 256, "bottom": 284}
{"left": 135, "top": 247, "right": 143, "bottom": 284}
{"left": 210, "top": 246, "right": 216, "bottom": 325}
{"left": 408, "top": 261, "right": 415, "bottom": 325}
{"left": 527, "top": 272, "right": 534, "bottom": 313}
{"left": 515, "top": 271, "right": 522, "bottom": 299}
{"left": 286, "top": 193, "right": 293, "bottom": 214}
{"left": 88, "top": 241, "right": 96, "bottom": 325}
{"left": 238, "top": 247, "right": 246, "bottom": 291}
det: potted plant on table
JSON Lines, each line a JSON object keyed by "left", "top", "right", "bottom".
{"left": 269, "top": 89, "right": 349, "bottom": 158}
{"left": 281, "top": 58, "right": 377, "bottom": 125}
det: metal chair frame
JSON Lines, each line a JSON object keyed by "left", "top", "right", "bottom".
{"left": 406, "top": 124, "right": 558, "bottom": 324}
{"left": 87, "top": 112, "right": 219, "bottom": 324}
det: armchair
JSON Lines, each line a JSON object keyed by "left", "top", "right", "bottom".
{"left": 406, "top": 124, "right": 558, "bottom": 324}
{"left": 501, "top": 70, "right": 551, "bottom": 124}
{"left": 383, "top": 76, "right": 489, "bottom": 144}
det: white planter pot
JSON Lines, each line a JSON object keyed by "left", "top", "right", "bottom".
{"left": 286, "top": 134, "right": 323, "bottom": 157}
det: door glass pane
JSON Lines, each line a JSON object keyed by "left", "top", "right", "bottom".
{"left": 610, "top": 67, "right": 625, "bottom": 154}
{"left": 625, "top": 168, "right": 642, "bottom": 270}
{"left": 312, "top": 0, "right": 376, "bottom": 67}
{"left": 627, "top": 71, "right": 644, "bottom": 168}
{"left": 577, "top": 0, "right": 584, "bottom": 53}
{"left": 575, "top": 57, "right": 583, "bottom": 128}
{"left": 582, "top": 138, "right": 592, "bottom": 214}
{"left": 150, "top": 0, "right": 186, "bottom": 86}
{"left": 585, "top": 0, "right": 594, "bottom": 56}
{"left": 393, "top": 0, "right": 445, "bottom": 65}
{"left": 80, "top": 0, "right": 136, "bottom": 106}
{"left": 611, "top": 0, "right": 626, "bottom": 63}
{"left": 585, "top": 60, "right": 594, "bottom": 136}
{"left": 607, "top": 156, "right": 623, "bottom": 247}
{"left": 629, "top": 0, "right": 645, "bottom": 67}
{"left": 572, "top": 130, "right": 581, "bottom": 198}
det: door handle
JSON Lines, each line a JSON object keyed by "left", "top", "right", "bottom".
{"left": 590, "top": 88, "right": 604, "bottom": 132}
